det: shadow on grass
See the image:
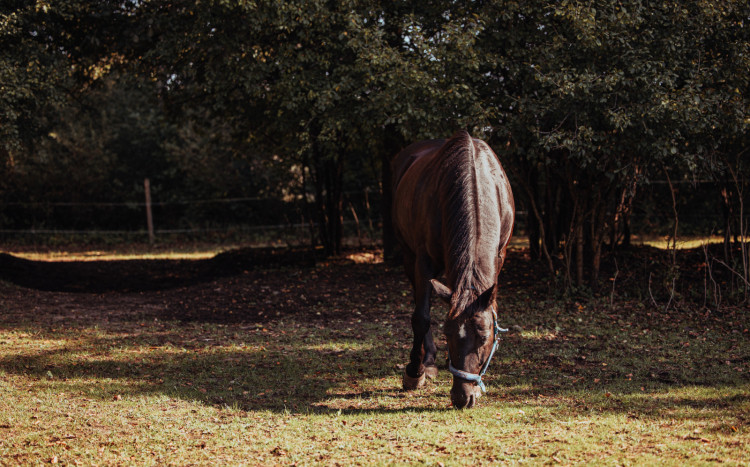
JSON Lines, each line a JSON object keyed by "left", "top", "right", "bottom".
{"left": 0, "top": 323, "right": 450, "bottom": 414}
{"left": 0, "top": 247, "right": 317, "bottom": 293}
{"left": 1, "top": 313, "right": 748, "bottom": 420}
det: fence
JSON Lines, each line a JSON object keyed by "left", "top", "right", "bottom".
{"left": 0, "top": 179, "right": 741, "bottom": 246}
{"left": 0, "top": 183, "right": 387, "bottom": 247}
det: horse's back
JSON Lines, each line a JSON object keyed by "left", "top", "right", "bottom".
{"left": 391, "top": 139, "right": 445, "bottom": 255}
{"left": 391, "top": 139, "right": 445, "bottom": 191}
{"left": 392, "top": 133, "right": 515, "bottom": 272}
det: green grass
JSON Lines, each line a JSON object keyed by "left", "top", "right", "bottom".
{"left": 1, "top": 310, "right": 747, "bottom": 464}
{"left": 0, "top": 248, "right": 748, "bottom": 465}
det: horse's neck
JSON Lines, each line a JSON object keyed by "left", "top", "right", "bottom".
{"left": 448, "top": 259, "right": 495, "bottom": 295}
{"left": 441, "top": 152, "right": 501, "bottom": 294}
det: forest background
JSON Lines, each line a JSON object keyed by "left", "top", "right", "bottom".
{"left": 1, "top": 0, "right": 748, "bottom": 288}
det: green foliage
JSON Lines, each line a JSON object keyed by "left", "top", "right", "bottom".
{"left": 471, "top": 0, "right": 749, "bottom": 285}
{"left": 5, "top": 72, "right": 169, "bottom": 201}
{"left": 1, "top": 0, "right": 748, "bottom": 265}
{"left": 1, "top": 3, "right": 69, "bottom": 163}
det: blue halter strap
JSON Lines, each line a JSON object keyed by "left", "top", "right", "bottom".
{"left": 448, "top": 307, "right": 507, "bottom": 393}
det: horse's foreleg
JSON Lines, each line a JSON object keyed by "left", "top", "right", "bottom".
{"left": 403, "top": 254, "right": 434, "bottom": 390}
{"left": 422, "top": 327, "right": 438, "bottom": 379}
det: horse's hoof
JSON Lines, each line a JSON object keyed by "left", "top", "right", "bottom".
{"left": 402, "top": 370, "right": 426, "bottom": 390}
{"left": 424, "top": 365, "right": 439, "bottom": 380}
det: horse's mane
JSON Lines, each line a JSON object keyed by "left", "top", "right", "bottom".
{"left": 437, "top": 130, "right": 492, "bottom": 315}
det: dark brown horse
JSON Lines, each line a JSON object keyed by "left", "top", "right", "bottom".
{"left": 392, "top": 131, "right": 515, "bottom": 408}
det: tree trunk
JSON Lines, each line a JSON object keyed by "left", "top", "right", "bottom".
{"left": 590, "top": 204, "right": 607, "bottom": 285}
{"left": 721, "top": 185, "right": 734, "bottom": 262}
{"left": 381, "top": 125, "right": 404, "bottom": 262}
{"left": 325, "top": 155, "right": 344, "bottom": 256}
{"left": 543, "top": 168, "right": 562, "bottom": 256}
{"left": 527, "top": 204, "right": 541, "bottom": 261}
{"left": 311, "top": 143, "right": 345, "bottom": 256}
{"left": 301, "top": 151, "right": 318, "bottom": 250}
{"left": 526, "top": 165, "right": 541, "bottom": 261}
{"left": 575, "top": 221, "right": 584, "bottom": 288}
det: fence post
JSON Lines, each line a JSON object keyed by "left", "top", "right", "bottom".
{"left": 144, "top": 178, "right": 155, "bottom": 245}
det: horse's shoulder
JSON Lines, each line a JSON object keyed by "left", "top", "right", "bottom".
{"left": 392, "top": 139, "right": 446, "bottom": 187}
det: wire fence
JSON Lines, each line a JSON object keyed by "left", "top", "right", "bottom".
{"left": 0, "top": 180, "right": 740, "bottom": 245}
{"left": 0, "top": 189, "right": 388, "bottom": 247}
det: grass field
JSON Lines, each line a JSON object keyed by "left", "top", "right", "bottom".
{"left": 0, "top": 244, "right": 748, "bottom": 465}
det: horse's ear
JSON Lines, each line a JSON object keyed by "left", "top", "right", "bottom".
{"left": 430, "top": 279, "right": 453, "bottom": 303}
{"left": 478, "top": 285, "right": 496, "bottom": 308}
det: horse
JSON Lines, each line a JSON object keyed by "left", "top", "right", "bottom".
{"left": 391, "top": 130, "right": 515, "bottom": 409}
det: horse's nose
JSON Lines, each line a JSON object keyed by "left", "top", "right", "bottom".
{"left": 451, "top": 391, "right": 474, "bottom": 409}
{"left": 451, "top": 385, "right": 478, "bottom": 409}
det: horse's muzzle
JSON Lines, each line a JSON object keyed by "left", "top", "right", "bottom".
{"left": 451, "top": 382, "right": 482, "bottom": 409}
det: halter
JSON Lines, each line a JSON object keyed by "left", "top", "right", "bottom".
{"left": 448, "top": 306, "right": 507, "bottom": 393}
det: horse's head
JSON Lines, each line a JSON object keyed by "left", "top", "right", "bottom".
{"left": 432, "top": 279, "right": 499, "bottom": 409}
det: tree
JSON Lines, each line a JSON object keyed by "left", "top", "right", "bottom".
{"left": 1, "top": 2, "right": 70, "bottom": 196}
{"left": 125, "top": 0, "right": 491, "bottom": 254}
{"left": 1, "top": 2, "right": 141, "bottom": 206}
{"left": 473, "top": 0, "right": 749, "bottom": 287}
{"left": 2, "top": 0, "right": 746, "bottom": 278}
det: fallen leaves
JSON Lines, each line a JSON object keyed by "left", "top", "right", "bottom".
{"left": 270, "top": 446, "right": 287, "bottom": 457}
{"left": 0, "top": 245, "right": 748, "bottom": 466}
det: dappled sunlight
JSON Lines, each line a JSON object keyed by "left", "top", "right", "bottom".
{"left": 621, "top": 386, "right": 750, "bottom": 418}
{"left": 0, "top": 318, "right": 408, "bottom": 410}
{"left": 344, "top": 251, "right": 383, "bottom": 264}
{"left": 506, "top": 236, "right": 530, "bottom": 250}
{"left": 9, "top": 248, "right": 225, "bottom": 262}
{"left": 2, "top": 0, "right": 747, "bottom": 460}
{"left": 4, "top": 236, "right": 728, "bottom": 264}
{"left": 518, "top": 329, "right": 563, "bottom": 341}
{"left": 1, "top": 243, "right": 748, "bottom": 465}
{"left": 302, "top": 340, "right": 378, "bottom": 353}
{"left": 631, "top": 235, "right": 725, "bottom": 250}
{"left": 503, "top": 235, "right": 728, "bottom": 252}
{"left": 1, "top": 330, "right": 72, "bottom": 353}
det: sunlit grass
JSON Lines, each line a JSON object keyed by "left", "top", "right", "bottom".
{"left": 7, "top": 247, "right": 228, "bottom": 262}
{"left": 505, "top": 235, "right": 727, "bottom": 252}
{"left": 3, "top": 235, "right": 729, "bottom": 263}
{"left": 632, "top": 235, "right": 726, "bottom": 250}
{"left": 0, "top": 301, "right": 747, "bottom": 465}
{"left": 0, "top": 241, "right": 748, "bottom": 464}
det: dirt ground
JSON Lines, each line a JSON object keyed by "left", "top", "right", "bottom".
{"left": 0, "top": 243, "right": 744, "bottom": 329}
{"left": 0, "top": 246, "right": 554, "bottom": 328}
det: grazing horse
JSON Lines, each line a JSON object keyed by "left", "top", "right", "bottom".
{"left": 392, "top": 131, "right": 515, "bottom": 408}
